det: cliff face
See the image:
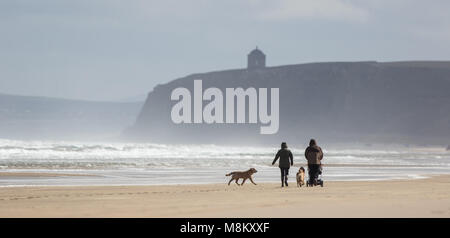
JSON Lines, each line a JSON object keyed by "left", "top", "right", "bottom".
{"left": 125, "top": 61, "right": 450, "bottom": 145}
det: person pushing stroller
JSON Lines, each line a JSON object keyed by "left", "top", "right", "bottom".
{"left": 304, "top": 139, "right": 324, "bottom": 186}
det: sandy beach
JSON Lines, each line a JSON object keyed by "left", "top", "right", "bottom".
{"left": 0, "top": 174, "right": 448, "bottom": 218}
{"left": 0, "top": 172, "right": 93, "bottom": 177}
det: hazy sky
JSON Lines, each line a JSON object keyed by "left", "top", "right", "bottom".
{"left": 1, "top": 0, "right": 450, "bottom": 101}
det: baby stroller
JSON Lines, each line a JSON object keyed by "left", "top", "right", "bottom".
{"left": 306, "top": 164, "right": 324, "bottom": 187}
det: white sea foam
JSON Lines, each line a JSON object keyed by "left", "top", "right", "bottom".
{"left": 0, "top": 138, "right": 449, "bottom": 186}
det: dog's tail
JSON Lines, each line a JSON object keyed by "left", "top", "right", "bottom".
{"left": 226, "top": 172, "right": 234, "bottom": 176}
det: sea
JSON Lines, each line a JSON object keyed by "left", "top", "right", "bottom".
{"left": 1, "top": 138, "right": 449, "bottom": 187}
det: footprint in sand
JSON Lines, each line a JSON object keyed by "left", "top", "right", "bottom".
{"left": 431, "top": 210, "right": 445, "bottom": 214}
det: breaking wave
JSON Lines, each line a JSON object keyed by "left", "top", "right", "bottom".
{"left": 0, "top": 138, "right": 449, "bottom": 186}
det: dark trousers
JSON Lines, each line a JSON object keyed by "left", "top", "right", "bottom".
{"left": 280, "top": 167, "right": 289, "bottom": 186}
{"left": 308, "top": 164, "right": 320, "bottom": 184}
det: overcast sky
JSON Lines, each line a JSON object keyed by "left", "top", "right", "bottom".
{"left": 1, "top": 0, "right": 449, "bottom": 101}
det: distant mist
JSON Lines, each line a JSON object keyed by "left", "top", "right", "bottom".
{"left": 0, "top": 93, "right": 143, "bottom": 141}
{"left": 2, "top": 60, "right": 450, "bottom": 147}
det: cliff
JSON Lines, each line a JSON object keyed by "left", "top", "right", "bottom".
{"left": 125, "top": 61, "right": 450, "bottom": 145}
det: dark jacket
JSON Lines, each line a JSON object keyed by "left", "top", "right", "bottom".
{"left": 272, "top": 148, "right": 293, "bottom": 168}
{"left": 304, "top": 145, "right": 323, "bottom": 165}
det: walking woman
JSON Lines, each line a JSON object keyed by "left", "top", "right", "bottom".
{"left": 272, "top": 142, "right": 294, "bottom": 187}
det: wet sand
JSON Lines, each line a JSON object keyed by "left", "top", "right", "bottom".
{"left": 0, "top": 175, "right": 449, "bottom": 217}
{"left": 0, "top": 172, "right": 93, "bottom": 177}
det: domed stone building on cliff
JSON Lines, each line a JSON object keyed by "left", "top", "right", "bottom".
{"left": 247, "top": 47, "right": 266, "bottom": 69}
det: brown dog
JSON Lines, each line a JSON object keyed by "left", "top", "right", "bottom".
{"left": 296, "top": 167, "right": 305, "bottom": 187}
{"left": 226, "top": 168, "right": 258, "bottom": 186}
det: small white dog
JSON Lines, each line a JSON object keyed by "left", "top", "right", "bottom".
{"left": 296, "top": 167, "right": 306, "bottom": 187}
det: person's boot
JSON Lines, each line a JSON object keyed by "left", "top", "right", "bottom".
{"left": 285, "top": 176, "right": 288, "bottom": 187}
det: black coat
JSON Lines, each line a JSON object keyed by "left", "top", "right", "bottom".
{"left": 272, "top": 148, "right": 293, "bottom": 168}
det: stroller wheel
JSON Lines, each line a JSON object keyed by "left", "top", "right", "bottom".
{"left": 320, "top": 181, "right": 324, "bottom": 187}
